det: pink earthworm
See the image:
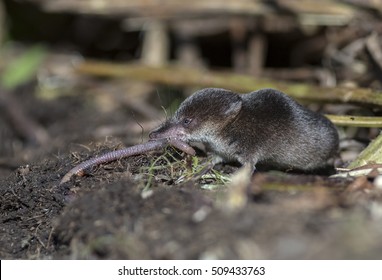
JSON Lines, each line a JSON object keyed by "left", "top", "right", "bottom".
{"left": 59, "top": 138, "right": 195, "bottom": 185}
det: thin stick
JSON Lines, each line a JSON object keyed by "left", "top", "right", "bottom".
{"left": 76, "top": 61, "right": 382, "bottom": 107}
{"left": 326, "top": 114, "right": 382, "bottom": 127}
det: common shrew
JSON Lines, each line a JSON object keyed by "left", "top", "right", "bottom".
{"left": 149, "top": 88, "right": 339, "bottom": 172}
{"left": 60, "top": 87, "right": 339, "bottom": 185}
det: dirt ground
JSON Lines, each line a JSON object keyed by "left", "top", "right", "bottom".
{"left": 1, "top": 73, "right": 382, "bottom": 260}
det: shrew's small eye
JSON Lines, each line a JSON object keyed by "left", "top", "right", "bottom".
{"left": 182, "top": 118, "right": 192, "bottom": 126}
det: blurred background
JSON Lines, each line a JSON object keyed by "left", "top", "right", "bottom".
{"left": 4, "top": 0, "right": 382, "bottom": 82}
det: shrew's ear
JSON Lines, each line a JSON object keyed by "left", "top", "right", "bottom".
{"left": 223, "top": 98, "right": 242, "bottom": 117}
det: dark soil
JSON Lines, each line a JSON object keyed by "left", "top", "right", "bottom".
{"left": 1, "top": 78, "right": 382, "bottom": 260}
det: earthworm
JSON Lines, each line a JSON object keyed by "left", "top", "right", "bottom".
{"left": 59, "top": 138, "right": 195, "bottom": 185}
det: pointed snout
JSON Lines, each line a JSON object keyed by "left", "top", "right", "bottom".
{"left": 148, "top": 123, "right": 187, "bottom": 141}
{"left": 149, "top": 130, "right": 159, "bottom": 139}
{"left": 149, "top": 124, "right": 167, "bottom": 140}
{"left": 149, "top": 124, "right": 167, "bottom": 139}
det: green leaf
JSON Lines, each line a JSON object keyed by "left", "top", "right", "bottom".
{"left": 348, "top": 131, "right": 382, "bottom": 168}
{"left": 1, "top": 45, "right": 46, "bottom": 90}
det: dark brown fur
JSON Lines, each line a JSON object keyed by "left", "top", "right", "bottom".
{"left": 150, "top": 88, "right": 339, "bottom": 172}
